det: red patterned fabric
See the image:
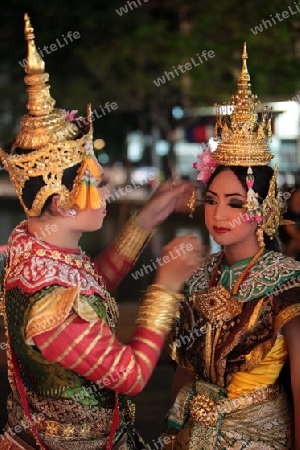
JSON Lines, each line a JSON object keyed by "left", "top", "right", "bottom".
{"left": 5, "top": 221, "right": 106, "bottom": 297}
{"left": 93, "top": 246, "right": 133, "bottom": 292}
{"left": 33, "top": 315, "right": 164, "bottom": 395}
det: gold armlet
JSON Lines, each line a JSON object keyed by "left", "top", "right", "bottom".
{"left": 112, "top": 212, "right": 156, "bottom": 262}
{"left": 136, "top": 284, "right": 183, "bottom": 334}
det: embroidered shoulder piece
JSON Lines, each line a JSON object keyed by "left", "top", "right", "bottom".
{"left": 25, "top": 285, "right": 100, "bottom": 344}
{"left": 186, "top": 252, "right": 222, "bottom": 294}
{"left": 186, "top": 251, "right": 300, "bottom": 303}
{"left": 26, "top": 285, "right": 76, "bottom": 343}
{"left": 5, "top": 221, "right": 107, "bottom": 298}
{"left": 236, "top": 251, "right": 300, "bottom": 301}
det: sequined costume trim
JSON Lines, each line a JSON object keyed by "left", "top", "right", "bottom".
{"left": 187, "top": 250, "right": 300, "bottom": 302}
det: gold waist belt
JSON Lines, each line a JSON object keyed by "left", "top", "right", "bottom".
{"left": 189, "top": 382, "right": 281, "bottom": 427}
{"left": 35, "top": 416, "right": 112, "bottom": 439}
{"left": 9, "top": 408, "right": 113, "bottom": 440}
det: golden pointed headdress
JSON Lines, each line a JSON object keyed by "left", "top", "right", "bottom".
{"left": 0, "top": 13, "right": 102, "bottom": 216}
{"left": 213, "top": 42, "right": 274, "bottom": 166}
{"left": 192, "top": 43, "right": 287, "bottom": 243}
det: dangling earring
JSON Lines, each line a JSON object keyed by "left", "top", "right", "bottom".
{"left": 256, "top": 226, "right": 264, "bottom": 248}
{"left": 188, "top": 188, "right": 197, "bottom": 218}
{"left": 69, "top": 209, "right": 77, "bottom": 217}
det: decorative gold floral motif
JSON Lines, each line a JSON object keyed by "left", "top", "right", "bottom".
{"left": 189, "top": 394, "right": 218, "bottom": 427}
{"left": 35, "top": 416, "right": 112, "bottom": 439}
{"left": 189, "top": 383, "right": 281, "bottom": 430}
{"left": 192, "top": 284, "right": 242, "bottom": 322}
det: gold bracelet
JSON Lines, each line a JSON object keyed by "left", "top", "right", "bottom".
{"left": 136, "top": 284, "right": 183, "bottom": 334}
{"left": 149, "top": 284, "right": 183, "bottom": 300}
{"left": 112, "top": 212, "right": 156, "bottom": 262}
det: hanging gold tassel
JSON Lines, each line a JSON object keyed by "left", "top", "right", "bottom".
{"left": 188, "top": 188, "right": 197, "bottom": 218}
{"left": 256, "top": 226, "right": 264, "bottom": 248}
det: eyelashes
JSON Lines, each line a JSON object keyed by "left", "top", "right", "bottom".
{"left": 229, "top": 203, "right": 244, "bottom": 209}
{"left": 203, "top": 198, "right": 216, "bottom": 205}
{"left": 204, "top": 198, "right": 244, "bottom": 208}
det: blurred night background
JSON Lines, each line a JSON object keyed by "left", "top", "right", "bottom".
{"left": 1, "top": 0, "right": 300, "bottom": 443}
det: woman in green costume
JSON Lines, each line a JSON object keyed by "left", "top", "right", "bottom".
{"left": 162, "top": 44, "right": 300, "bottom": 450}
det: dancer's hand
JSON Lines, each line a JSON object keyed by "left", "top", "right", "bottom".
{"left": 135, "top": 181, "right": 198, "bottom": 230}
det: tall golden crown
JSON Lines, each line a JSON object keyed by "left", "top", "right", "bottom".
{"left": 212, "top": 43, "right": 274, "bottom": 166}
{"left": 0, "top": 13, "right": 96, "bottom": 216}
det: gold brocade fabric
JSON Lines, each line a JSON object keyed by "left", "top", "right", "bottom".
{"left": 167, "top": 382, "right": 293, "bottom": 449}
{"left": 1, "top": 223, "right": 144, "bottom": 450}
{"left": 165, "top": 250, "right": 300, "bottom": 448}
{"left": 169, "top": 250, "right": 300, "bottom": 386}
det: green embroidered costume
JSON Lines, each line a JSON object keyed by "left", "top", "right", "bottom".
{"left": 165, "top": 250, "right": 300, "bottom": 449}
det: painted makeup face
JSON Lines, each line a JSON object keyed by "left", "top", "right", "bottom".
{"left": 204, "top": 169, "right": 258, "bottom": 253}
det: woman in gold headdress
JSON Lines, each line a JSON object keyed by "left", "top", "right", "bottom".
{"left": 0, "top": 14, "right": 203, "bottom": 450}
{"left": 162, "top": 44, "right": 300, "bottom": 450}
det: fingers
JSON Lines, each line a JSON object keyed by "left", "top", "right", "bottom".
{"left": 138, "top": 181, "right": 200, "bottom": 230}
{"left": 155, "top": 179, "right": 198, "bottom": 193}
{"left": 169, "top": 184, "right": 200, "bottom": 215}
{"left": 163, "top": 233, "right": 198, "bottom": 253}
{"left": 154, "top": 234, "right": 207, "bottom": 291}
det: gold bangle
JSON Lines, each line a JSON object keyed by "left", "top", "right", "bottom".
{"left": 112, "top": 212, "right": 155, "bottom": 262}
{"left": 149, "top": 284, "right": 183, "bottom": 300}
{"left": 136, "top": 284, "right": 183, "bottom": 334}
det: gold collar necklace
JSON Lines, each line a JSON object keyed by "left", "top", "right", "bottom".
{"left": 193, "top": 247, "right": 265, "bottom": 322}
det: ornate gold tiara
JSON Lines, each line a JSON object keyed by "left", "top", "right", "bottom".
{"left": 212, "top": 43, "right": 274, "bottom": 166}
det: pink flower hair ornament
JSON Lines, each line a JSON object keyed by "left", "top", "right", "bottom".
{"left": 64, "top": 109, "right": 78, "bottom": 121}
{"left": 193, "top": 146, "right": 218, "bottom": 184}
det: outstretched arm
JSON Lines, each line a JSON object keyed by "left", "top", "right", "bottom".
{"left": 93, "top": 180, "right": 197, "bottom": 291}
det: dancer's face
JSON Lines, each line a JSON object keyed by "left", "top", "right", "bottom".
{"left": 204, "top": 169, "right": 258, "bottom": 252}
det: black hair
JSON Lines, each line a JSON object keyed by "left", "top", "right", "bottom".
{"left": 206, "top": 165, "right": 280, "bottom": 252}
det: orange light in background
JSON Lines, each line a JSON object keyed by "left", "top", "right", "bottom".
{"left": 94, "top": 139, "right": 105, "bottom": 150}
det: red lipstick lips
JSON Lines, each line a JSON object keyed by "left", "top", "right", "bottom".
{"left": 213, "top": 226, "right": 230, "bottom": 233}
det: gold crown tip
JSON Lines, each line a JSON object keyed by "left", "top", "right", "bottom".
{"left": 242, "top": 42, "right": 248, "bottom": 62}
{"left": 24, "top": 13, "right": 33, "bottom": 39}
{"left": 23, "top": 13, "right": 45, "bottom": 75}
{"left": 240, "top": 42, "right": 249, "bottom": 82}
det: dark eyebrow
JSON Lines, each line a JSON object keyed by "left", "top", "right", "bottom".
{"left": 206, "top": 189, "right": 245, "bottom": 198}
